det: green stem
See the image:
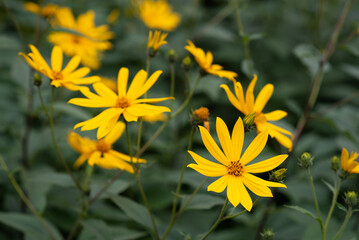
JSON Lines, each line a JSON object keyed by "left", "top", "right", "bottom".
{"left": 323, "top": 178, "right": 343, "bottom": 233}
{"left": 169, "top": 61, "right": 176, "bottom": 111}
{"left": 0, "top": 156, "right": 57, "bottom": 240}
{"left": 333, "top": 207, "right": 352, "bottom": 240}
{"left": 125, "top": 122, "right": 160, "bottom": 240}
{"left": 200, "top": 198, "right": 229, "bottom": 240}
{"left": 37, "top": 86, "right": 83, "bottom": 191}
{"left": 222, "top": 197, "right": 261, "bottom": 221}
{"left": 161, "top": 126, "right": 196, "bottom": 240}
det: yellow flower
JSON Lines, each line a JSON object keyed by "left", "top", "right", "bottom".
{"left": 23, "top": 2, "right": 58, "bottom": 18}
{"left": 107, "top": 9, "right": 120, "bottom": 25}
{"left": 100, "top": 76, "right": 117, "bottom": 92}
{"left": 188, "top": 117, "right": 287, "bottom": 211}
{"left": 68, "top": 122, "right": 145, "bottom": 173}
{"left": 19, "top": 45, "right": 100, "bottom": 91}
{"left": 341, "top": 148, "right": 359, "bottom": 174}
{"left": 221, "top": 75, "right": 293, "bottom": 151}
{"left": 143, "top": 113, "right": 166, "bottom": 123}
{"left": 48, "top": 7, "right": 114, "bottom": 69}
{"left": 138, "top": 0, "right": 180, "bottom": 31}
{"left": 147, "top": 30, "right": 168, "bottom": 51}
{"left": 69, "top": 67, "right": 174, "bottom": 138}
{"left": 185, "top": 41, "right": 238, "bottom": 82}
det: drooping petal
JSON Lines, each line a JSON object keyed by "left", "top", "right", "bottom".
{"left": 207, "top": 175, "right": 229, "bottom": 193}
{"left": 236, "top": 178, "right": 253, "bottom": 211}
{"left": 104, "top": 121, "right": 125, "bottom": 144}
{"left": 126, "top": 69, "right": 148, "bottom": 99}
{"left": 220, "top": 84, "right": 243, "bottom": 112}
{"left": 240, "top": 131, "right": 268, "bottom": 165}
{"left": 51, "top": 46, "right": 63, "bottom": 72}
{"left": 100, "top": 153, "right": 134, "bottom": 173}
{"left": 87, "top": 151, "right": 102, "bottom": 166}
{"left": 117, "top": 67, "right": 129, "bottom": 97}
{"left": 245, "top": 154, "right": 287, "bottom": 173}
{"left": 253, "top": 84, "right": 273, "bottom": 113}
{"left": 241, "top": 176, "right": 273, "bottom": 197}
{"left": 198, "top": 125, "right": 228, "bottom": 166}
{"left": 264, "top": 110, "right": 287, "bottom": 121}
{"left": 231, "top": 116, "right": 244, "bottom": 161}
{"left": 242, "top": 173, "right": 287, "bottom": 188}
{"left": 216, "top": 117, "right": 234, "bottom": 161}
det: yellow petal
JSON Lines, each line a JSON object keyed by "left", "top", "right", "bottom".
{"left": 231, "top": 116, "right": 244, "bottom": 161}
{"left": 134, "top": 96, "right": 174, "bottom": 104}
{"left": 123, "top": 111, "right": 138, "bottom": 122}
{"left": 74, "top": 108, "right": 121, "bottom": 131}
{"left": 88, "top": 151, "right": 101, "bottom": 166}
{"left": 234, "top": 81, "right": 247, "bottom": 113}
{"left": 104, "top": 121, "right": 125, "bottom": 144}
{"left": 29, "top": 44, "right": 51, "bottom": 73}
{"left": 62, "top": 55, "right": 81, "bottom": 75}
{"left": 240, "top": 131, "right": 268, "bottom": 165}
{"left": 245, "top": 154, "right": 288, "bottom": 173}
{"left": 254, "top": 84, "right": 273, "bottom": 113}
{"left": 97, "top": 111, "right": 121, "bottom": 139}
{"left": 100, "top": 153, "right": 134, "bottom": 173}
{"left": 264, "top": 110, "right": 287, "bottom": 121}
{"left": 220, "top": 84, "right": 243, "bottom": 113}
{"left": 241, "top": 176, "right": 273, "bottom": 197}
{"left": 73, "top": 154, "right": 89, "bottom": 169}
{"left": 19, "top": 52, "right": 38, "bottom": 70}
{"left": 51, "top": 46, "right": 63, "bottom": 72}
{"left": 117, "top": 67, "right": 129, "bottom": 97}
{"left": 67, "top": 76, "right": 101, "bottom": 85}
{"left": 245, "top": 74, "right": 257, "bottom": 113}
{"left": 188, "top": 151, "right": 227, "bottom": 177}
{"left": 65, "top": 67, "right": 90, "bottom": 79}
{"left": 109, "top": 150, "right": 146, "bottom": 163}
{"left": 133, "top": 70, "right": 163, "bottom": 100}
{"left": 67, "top": 132, "right": 84, "bottom": 153}
{"left": 198, "top": 125, "right": 228, "bottom": 166}
{"left": 93, "top": 82, "right": 117, "bottom": 100}
{"left": 207, "top": 175, "right": 229, "bottom": 193}
{"left": 216, "top": 117, "right": 234, "bottom": 161}
{"left": 125, "top": 104, "right": 171, "bottom": 117}
{"left": 341, "top": 148, "right": 349, "bottom": 170}
{"left": 68, "top": 98, "right": 113, "bottom": 108}
{"left": 126, "top": 69, "right": 148, "bottom": 99}
{"left": 242, "top": 173, "right": 287, "bottom": 188}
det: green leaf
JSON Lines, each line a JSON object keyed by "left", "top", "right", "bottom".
{"left": 285, "top": 205, "right": 319, "bottom": 221}
{"left": 90, "top": 179, "right": 131, "bottom": 200}
{"left": 248, "top": 33, "right": 265, "bottom": 41}
{"left": 109, "top": 195, "right": 152, "bottom": 229}
{"left": 52, "top": 102, "right": 92, "bottom": 120}
{"left": 0, "top": 212, "right": 63, "bottom": 240}
{"left": 241, "top": 59, "right": 255, "bottom": 78}
{"left": 341, "top": 64, "right": 359, "bottom": 80}
{"left": 181, "top": 194, "right": 224, "bottom": 211}
{"left": 26, "top": 171, "right": 75, "bottom": 188}
{"left": 321, "top": 179, "right": 334, "bottom": 193}
{"left": 336, "top": 203, "right": 348, "bottom": 213}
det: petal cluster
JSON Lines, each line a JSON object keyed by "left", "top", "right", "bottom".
{"left": 341, "top": 148, "right": 359, "bottom": 174}
{"left": 68, "top": 122, "right": 145, "bottom": 173}
{"left": 69, "top": 67, "right": 173, "bottom": 139}
{"left": 147, "top": 30, "right": 168, "bottom": 51}
{"left": 185, "top": 41, "right": 238, "bottom": 82}
{"left": 221, "top": 75, "right": 293, "bottom": 151}
{"left": 188, "top": 116, "right": 287, "bottom": 211}
{"left": 138, "top": 0, "right": 180, "bottom": 31}
{"left": 19, "top": 45, "right": 100, "bottom": 91}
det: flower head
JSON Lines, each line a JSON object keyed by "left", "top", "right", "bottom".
{"left": 340, "top": 148, "right": 359, "bottom": 174}
{"left": 221, "top": 75, "right": 293, "bottom": 151}
{"left": 68, "top": 122, "right": 145, "bottom": 173}
{"left": 138, "top": 0, "right": 180, "bottom": 31}
{"left": 188, "top": 116, "right": 287, "bottom": 211}
{"left": 147, "top": 30, "right": 168, "bottom": 52}
{"left": 185, "top": 41, "right": 237, "bottom": 82}
{"left": 19, "top": 45, "right": 100, "bottom": 91}
{"left": 69, "top": 67, "right": 174, "bottom": 138}
{"left": 24, "top": 2, "right": 58, "bottom": 18}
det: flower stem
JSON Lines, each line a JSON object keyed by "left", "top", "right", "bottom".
{"left": 323, "top": 178, "right": 342, "bottom": 237}
{"left": 169, "top": 61, "right": 176, "bottom": 111}
{"left": 200, "top": 198, "right": 229, "bottom": 240}
{"left": 333, "top": 206, "right": 352, "bottom": 240}
{"left": 161, "top": 126, "right": 197, "bottom": 239}
{"left": 0, "top": 156, "right": 58, "bottom": 240}
{"left": 37, "top": 86, "right": 83, "bottom": 191}
{"left": 125, "top": 122, "right": 160, "bottom": 240}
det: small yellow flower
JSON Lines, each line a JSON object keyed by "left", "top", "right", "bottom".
{"left": 188, "top": 116, "right": 287, "bottom": 211}
{"left": 138, "top": 0, "right": 180, "bottom": 31}
{"left": 23, "top": 2, "right": 58, "bottom": 18}
{"left": 221, "top": 75, "right": 293, "bottom": 151}
{"left": 143, "top": 113, "right": 166, "bottom": 123}
{"left": 185, "top": 41, "right": 238, "bottom": 82}
{"left": 69, "top": 67, "right": 174, "bottom": 138}
{"left": 68, "top": 122, "right": 145, "bottom": 173}
{"left": 19, "top": 45, "right": 100, "bottom": 91}
{"left": 107, "top": 9, "right": 120, "bottom": 25}
{"left": 147, "top": 30, "right": 168, "bottom": 51}
{"left": 341, "top": 148, "right": 359, "bottom": 174}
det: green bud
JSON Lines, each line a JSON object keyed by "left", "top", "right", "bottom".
{"left": 243, "top": 112, "right": 256, "bottom": 132}
{"left": 260, "top": 228, "right": 275, "bottom": 240}
{"left": 269, "top": 168, "right": 287, "bottom": 182}
{"left": 182, "top": 56, "right": 191, "bottom": 71}
{"left": 33, "top": 73, "right": 42, "bottom": 87}
{"left": 298, "top": 152, "right": 314, "bottom": 169}
{"left": 167, "top": 49, "right": 176, "bottom": 63}
{"left": 344, "top": 191, "right": 358, "bottom": 207}
{"left": 330, "top": 155, "right": 340, "bottom": 171}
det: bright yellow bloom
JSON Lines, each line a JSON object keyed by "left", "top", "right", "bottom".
{"left": 69, "top": 67, "right": 174, "bottom": 139}
{"left": 147, "top": 30, "right": 168, "bottom": 51}
{"left": 188, "top": 117, "right": 287, "bottom": 211}
{"left": 23, "top": 2, "right": 58, "bottom": 18}
{"left": 48, "top": 7, "right": 114, "bottom": 69}
{"left": 341, "top": 148, "right": 359, "bottom": 174}
{"left": 68, "top": 122, "right": 145, "bottom": 173}
{"left": 221, "top": 75, "right": 293, "bottom": 151}
{"left": 143, "top": 113, "right": 166, "bottom": 123}
{"left": 100, "top": 76, "right": 117, "bottom": 92}
{"left": 19, "top": 45, "right": 100, "bottom": 91}
{"left": 185, "top": 41, "right": 238, "bottom": 82}
{"left": 138, "top": 0, "right": 180, "bottom": 31}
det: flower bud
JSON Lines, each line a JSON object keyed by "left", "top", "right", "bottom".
{"left": 260, "top": 228, "right": 275, "bottom": 240}
{"left": 33, "top": 73, "right": 42, "bottom": 86}
{"left": 167, "top": 49, "right": 176, "bottom": 63}
{"left": 344, "top": 191, "right": 358, "bottom": 207}
{"left": 330, "top": 155, "right": 340, "bottom": 171}
{"left": 192, "top": 107, "right": 210, "bottom": 130}
{"left": 243, "top": 112, "right": 256, "bottom": 132}
{"left": 182, "top": 56, "right": 191, "bottom": 71}
{"left": 298, "top": 152, "right": 313, "bottom": 169}
{"left": 269, "top": 168, "right": 287, "bottom": 182}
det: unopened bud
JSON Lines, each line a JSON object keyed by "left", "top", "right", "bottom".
{"left": 182, "top": 56, "right": 191, "bottom": 71}
{"left": 147, "top": 48, "right": 157, "bottom": 58}
{"left": 269, "top": 168, "right": 287, "bottom": 182}
{"left": 243, "top": 112, "right": 256, "bottom": 132}
{"left": 192, "top": 107, "right": 210, "bottom": 130}
{"left": 298, "top": 152, "right": 313, "bottom": 169}
{"left": 168, "top": 49, "right": 176, "bottom": 63}
{"left": 260, "top": 228, "right": 275, "bottom": 240}
{"left": 33, "top": 73, "right": 42, "bottom": 86}
{"left": 344, "top": 191, "right": 358, "bottom": 207}
{"left": 330, "top": 156, "right": 340, "bottom": 171}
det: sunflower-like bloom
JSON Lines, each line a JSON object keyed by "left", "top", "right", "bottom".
{"left": 147, "top": 30, "right": 168, "bottom": 51}
{"left": 68, "top": 122, "right": 146, "bottom": 173}
{"left": 185, "top": 41, "right": 238, "bottom": 82}
{"left": 19, "top": 45, "right": 100, "bottom": 91}
{"left": 341, "top": 148, "right": 359, "bottom": 174}
{"left": 188, "top": 117, "right": 287, "bottom": 211}
{"left": 23, "top": 2, "right": 58, "bottom": 18}
{"left": 48, "top": 7, "right": 114, "bottom": 69}
{"left": 220, "top": 75, "right": 293, "bottom": 151}
{"left": 138, "top": 0, "right": 180, "bottom": 31}
{"left": 69, "top": 67, "right": 174, "bottom": 139}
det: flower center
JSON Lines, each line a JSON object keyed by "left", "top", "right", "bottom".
{"left": 52, "top": 71, "right": 63, "bottom": 80}
{"left": 227, "top": 161, "right": 244, "bottom": 177}
{"left": 96, "top": 140, "right": 111, "bottom": 154}
{"left": 71, "top": 35, "right": 82, "bottom": 44}
{"left": 115, "top": 97, "right": 130, "bottom": 108}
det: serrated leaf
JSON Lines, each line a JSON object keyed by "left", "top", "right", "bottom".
{"left": 336, "top": 203, "right": 348, "bottom": 213}
{"left": 110, "top": 195, "right": 152, "bottom": 229}
{"left": 321, "top": 179, "right": 334, "bottom": 193}
{"left": 285, "top": 205, "right": 319, "bottom": 221}
{"left": 0, "top": 212, "right": 63, "bottom": 240}
{"left": 181, "top": 193, "right": 224, "bottom": 211}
